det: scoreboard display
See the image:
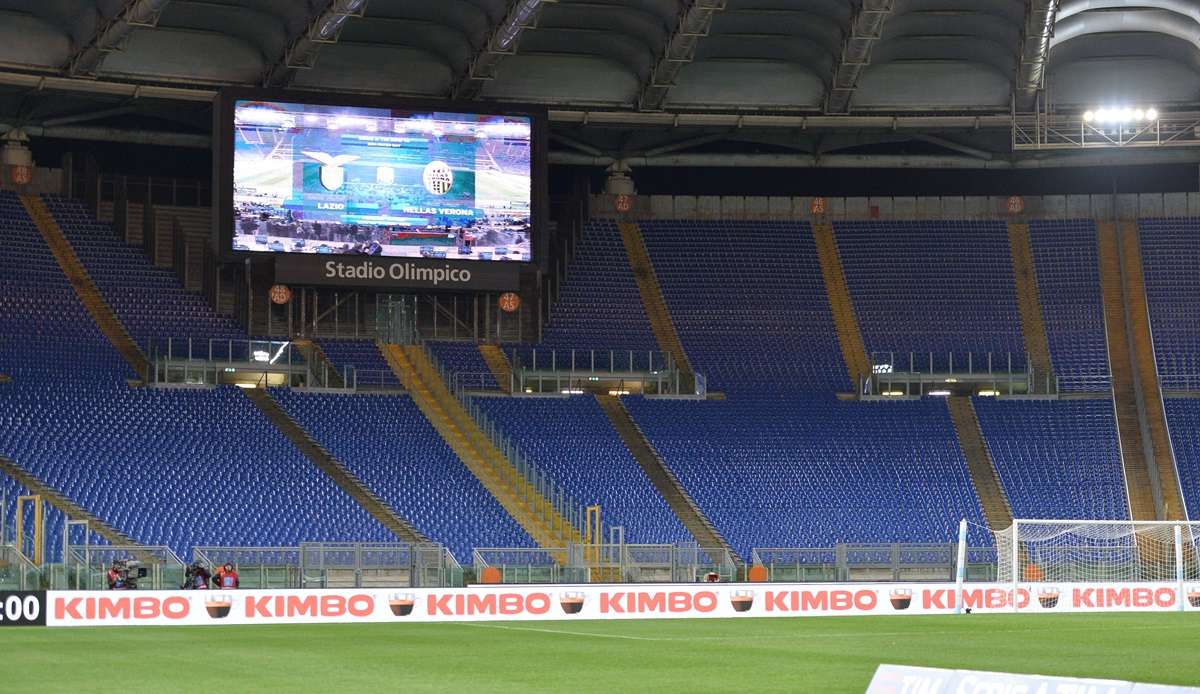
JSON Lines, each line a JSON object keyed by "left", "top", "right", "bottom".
{"left": 214, "top": 90, "right": 545, "bottom": 277}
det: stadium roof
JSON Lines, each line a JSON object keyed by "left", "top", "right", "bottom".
{"left": 2, "top": 0, "right": 1200, "bottom": 167}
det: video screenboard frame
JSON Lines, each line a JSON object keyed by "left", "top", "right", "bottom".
{"left": 212, "top": 87, "right": 548, "bottom": 282}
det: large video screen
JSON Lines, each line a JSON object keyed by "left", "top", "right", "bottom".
{"left": 231, "top": 99, "right": 532, "bottom": 262}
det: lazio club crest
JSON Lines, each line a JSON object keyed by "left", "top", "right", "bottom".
{"left": 303, "top": 151, "right": 360, "bottom": 191}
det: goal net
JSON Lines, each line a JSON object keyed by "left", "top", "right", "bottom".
{"left": 994, "top": 520, "right": 1200, "bottom": 584}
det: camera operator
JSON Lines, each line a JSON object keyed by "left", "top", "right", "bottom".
{"left": 107, "top": 560, "right": 130, "bottom": 590}
{"left": 182, "top": 562, "right": 211, "bottom": 590}
{"left": 214, "top": 562, "right": 239, "bottom": 589}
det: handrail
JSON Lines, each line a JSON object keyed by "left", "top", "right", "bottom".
{"left": 415, "top": 339, "right": 594, "bottom": 541}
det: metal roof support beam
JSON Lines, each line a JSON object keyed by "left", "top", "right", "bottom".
{"left": 825, "top": 0, "right": 895, "bottom": 115}
{"left": 1015, "top": 0, "right": 1061, "bottom": 110}
{"left": 67, "top": 0, "right": 173, "bottom": 77}
{"left": 911, "top": 134, "right": 995, "bottom": 160}
{"left": 548, "top": 149, "right": 1200, "bottom": 169}
{"left": 261, "top": 0, "right": 369, "bottom": 88}
{"left": 451, "top": 0, "right": 555, "bottom": 101}
{"left": 637, "top": 0, "right": 726, "bottom": 112}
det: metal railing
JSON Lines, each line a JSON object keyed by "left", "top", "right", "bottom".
{"left": 750, "top": 544, "right": 998, "bottom": 583}
{"left": 867, "top": 351, "right": 1043, "bottom": 396}
{"left": 193, "top": 547, "right": 303, "bottom": 589}
{"left": 0, "top": 545, "right": 43, "bottom": 590}
{"left": 474, "top": 548, "right": 579, "bottom": 584}
{"left": 298, "top": 542, "right": 461, "bottom": 588}
{"left": 61, "top": 544, "right": 187, "bottom": 590}
{"left": 417, "top": 341, "right": 597, "bottom": 541}
{"left": 145, "top": 337, "right": 306, "bottom": 386}
{"left": 473, "top": 543, "right": 737, "bottom": 584}
{"left": 505, "top": 347, "right": 696, "bottom": 396}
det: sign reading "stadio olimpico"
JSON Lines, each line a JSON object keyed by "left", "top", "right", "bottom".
{"left": 274, "top": 255, "right": 520, "bottom": 291}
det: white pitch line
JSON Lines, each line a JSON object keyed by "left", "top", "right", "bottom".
{"left": 456, "top": 622, "right": 665, "bottom": 641}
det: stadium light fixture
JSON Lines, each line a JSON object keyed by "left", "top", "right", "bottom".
{"left": 1084, "top": 106, "right": 1160, "bottom": 124}
{"left": 977, "top": 389, "right": 1000, "bottom": 397}
{"left": 881, "top": 390, "right": 905, "bottom": 397}
{"left": 928, "top": 389, "right": 951, "bottom": 396}
{"left": 944, "top": 378, "right": 958, "bottom": 383}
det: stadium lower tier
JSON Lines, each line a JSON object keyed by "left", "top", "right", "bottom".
{"left": 0, "top": 380, "right": 394, "bottom": 559}
{"left": 272, "top": 389, "right": 534, "bottom": 559}
{"left": 623, "top": 394, "right": 989, "bottom": 559}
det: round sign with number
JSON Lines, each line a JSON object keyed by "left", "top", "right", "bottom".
{"left": 1006, "top": 195, "right": 1025, "bottom": 215}
{"left": 810, "top": 196, "right": 827, "bottom": 215}
{"left": 10, "top": 165, "right": 32, "bottom": 186}
{"left": 269, "top": 284, "right": 293, "bottom": 305}
{"left": 614, "top": 194, "right": 632, "bottom": 213}
{"left": 498, "top": 292, "right": 521, "bottom": 313}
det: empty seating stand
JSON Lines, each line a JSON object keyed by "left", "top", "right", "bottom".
{"left": 427, "top": 342, "right": 499, "bottom": 390}
{"left": 1027, "top": 220, "right": 1110, "bottom": 391}
{"left": 476, "top": 395, "right": 692, "bottom": 544}
{"left": 1163, "top": 400, "right": 1200, "bottom": 520}
{"left": 625, "top": 394, "right": 988, "bottom": 558}
{"left": 638, "top": 220, "right": 850, "bottom": 393}
{"left": 542, "top": 220, "right": 659, "bottom": 354}
{"left": 973, "top": 398, "right": 1127, "bottom": 520}
{"left": 1138, "top": 218, "right": 1200, "bottom": 387}
{"left": 836, "top": 220, "right": 1025, "bottom": 372}
{"left": 42, "top": 196, "right": 244, "bottom": 344}
{"left": 273, "top": 390, "right": 534, "bottom": 559}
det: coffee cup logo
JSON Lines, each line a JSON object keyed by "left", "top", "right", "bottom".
{"left": 1037, "top": 587, "right": 1060, "bottom": 609}
{"left": 389, "top": 592, "right": 416, "bottom": 617}
{"left": 559, "top": 591, "right": 585, "bottom": 615}
{"left": 205, "top": 594, "right": 234, "bottom": 619}
{"left": 731, "top": 589, "right": 754, "bottom": 613}
{"left": 1187, "top": 586, "right": 1200, "bottom": 608}
{"left": 889, "top": 589, "right": 912, "bottom": 610}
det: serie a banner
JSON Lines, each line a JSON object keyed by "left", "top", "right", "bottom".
{"left": 9, "top": 581, "right": 1199, "bottom": 628}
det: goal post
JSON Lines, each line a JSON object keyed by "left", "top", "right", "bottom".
{"left": 994, "top": 519, "right": 1200, "bottom": 595}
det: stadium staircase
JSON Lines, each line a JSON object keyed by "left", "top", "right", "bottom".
{"left": 812, "top": 223, "right": 871, "bottom": 389}
{"left": 0, "top": 455, "right": 137, "bottom": 548}
{"left": 19, "top": 194, "right": 150, "bottom": 381}
{"left": 946, "top": 396, "right": 1013, "bottom": 531}
{"left": 1117, "top": 222, "right": 1187, "bottom": 520}
{"left": 242, "top": 388, "right": 428, "bottom": 543}
{"left": 478, "top": 344, "right": 513, "bottom": 393}
{"left": 594, "top": 394, "right": 743, "bottom": 567}
{"left": 1097, "top": 221, "right": 1183, "bottom": 521}
{"left": 616, "top": 222, "right": 695, "bottom": 389}
{"left": 1006, "top": 223, "right": 1055, "bottom": 392}
{"left": 379, "top": 342, "right": 583, "bottom": 549}
{"left": 294, "top": 339, "right": 344, "bottom": 389}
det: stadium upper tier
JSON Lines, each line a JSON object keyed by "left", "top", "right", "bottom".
{"left": 836, "top": 220, "right": 1024, "bottom": 373}
{"left": 1027, "top": 219, "right": 1110, "bottom": 391}
{"left": 638, "top": 220, "right": 850, "bottom": 394}
{"left": 542, "top": 220, "right": 658, "bottom": 355}
{"left": 42, "top": 196, "right": 244, "bottom": 344}
{"left": 1138, "top": 218, "right": 1200, "bottom": 388}
{"left": 624, "top": 394, "right": 988, "bottom": 558}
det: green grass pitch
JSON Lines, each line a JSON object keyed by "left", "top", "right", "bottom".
{"left": 6, "top": 613, "right": 1199, "bottom": 692}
